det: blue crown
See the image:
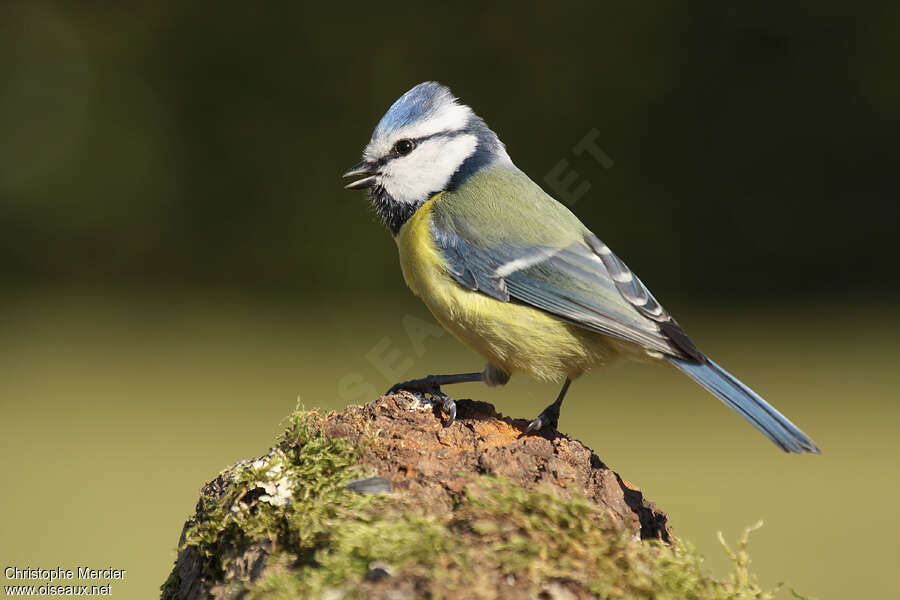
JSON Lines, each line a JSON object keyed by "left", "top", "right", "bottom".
{"left": 373, "top": 82, "right": 455, "bottom": 139}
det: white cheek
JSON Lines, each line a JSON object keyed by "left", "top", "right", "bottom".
{"left": 380, "top": 134, "right": 478, "bottom": 204}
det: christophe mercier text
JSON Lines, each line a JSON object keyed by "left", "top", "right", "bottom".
{"left": 5, "top": 566, "right": 126, "bottom": 593}
{"left": 5, "top": 567, "right": 126, "bottom": 581}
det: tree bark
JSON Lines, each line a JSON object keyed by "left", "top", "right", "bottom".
{"left": 162, "top": 393, "right": 671, "bottom": 599}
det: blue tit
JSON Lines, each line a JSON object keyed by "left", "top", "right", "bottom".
{"left": 343, "top": 81, "right": 819, "bottom": 454}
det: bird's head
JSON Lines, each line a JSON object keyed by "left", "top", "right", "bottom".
{"left": 343, "top": 81, "right": 511, "bottom": 233}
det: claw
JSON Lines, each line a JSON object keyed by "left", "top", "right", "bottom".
{"left": 524, "top": 402, "right": 561, "bottom": 435}
{"left": 525, "top": 416, "right": 544, "bottom": 434}
{"left": 435, "top": 392, "right": 457, "bottom": 427}
{"left": 387, "top": 382, "right": 417, "bottom": 396}
{"left": 386, "top": 376, "right": 438, "bottom": 397}
{"left": 386, "top": 380, "right": 457, "bottom": 428}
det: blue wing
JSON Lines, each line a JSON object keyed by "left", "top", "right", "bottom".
{"left": 430, "top": 208, "right": 697, "bottom": 359}
{"left": 431, "top": 214, "right": 820, "bottom": 452}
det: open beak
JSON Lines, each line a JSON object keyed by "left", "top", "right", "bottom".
{"left": 342, "top": 161, "right": 377, "bottom": 190}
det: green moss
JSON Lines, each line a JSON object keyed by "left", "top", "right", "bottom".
{"left": 434, "top": 477, "right": 784, "bottom": 599}
{"left": 165, "top": 407, "right": 802, "bottom": 599}
{"left": 159, "top": 569, "right": 180, "bottom": 600}
{"left": 249, "top": 511, "right": 453, "bottom": 599}
{"left": 178, "top": 409, "right": 371, "bottom": 585}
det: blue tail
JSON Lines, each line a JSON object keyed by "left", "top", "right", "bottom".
{"left": 668, "top": 356, "right": 820, "bottom": 454}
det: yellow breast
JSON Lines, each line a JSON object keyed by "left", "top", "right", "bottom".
{"left": 395, "top": 195, "right": 617, "bottom": 382}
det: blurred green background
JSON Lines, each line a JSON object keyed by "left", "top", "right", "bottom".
{"left": 1, "top": 1, "right": 898, "bottom": 598}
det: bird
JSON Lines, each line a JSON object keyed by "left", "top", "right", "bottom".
{"left": 343, "top": 81, "right": 819, "bottom": 454}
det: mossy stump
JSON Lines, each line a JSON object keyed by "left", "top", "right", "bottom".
{"left": 161, "top": 394, "right": 777, "bottom": 599}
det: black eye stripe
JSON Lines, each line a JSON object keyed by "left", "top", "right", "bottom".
{"left": 386, "top": 130, "right": 465, "bottom": 160}
{"left": 414, "top": 131, "right": 461, "bottom": 144}
{"left": 375, "top": 130, "right": 469, "bottom": 168}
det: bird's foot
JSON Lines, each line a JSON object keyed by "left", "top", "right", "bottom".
{"left": 386, "top": 378, "right": 457, "bottom": 427}
{"left": 524, "top": 401, "right": 561, "bottom": 434}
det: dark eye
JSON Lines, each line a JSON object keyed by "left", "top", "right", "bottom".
{"left": 393, "top": 139, "right": 415, "bottom": 156}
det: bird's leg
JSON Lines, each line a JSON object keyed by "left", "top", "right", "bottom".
{"left": 387, "top": 372, "right": 484, "bottom": 393}
{"left": 386, "top": 372, "right": 483, "bottom": 427}
{"left": 525, "top": 378, "right": 572, "bottom": 433}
